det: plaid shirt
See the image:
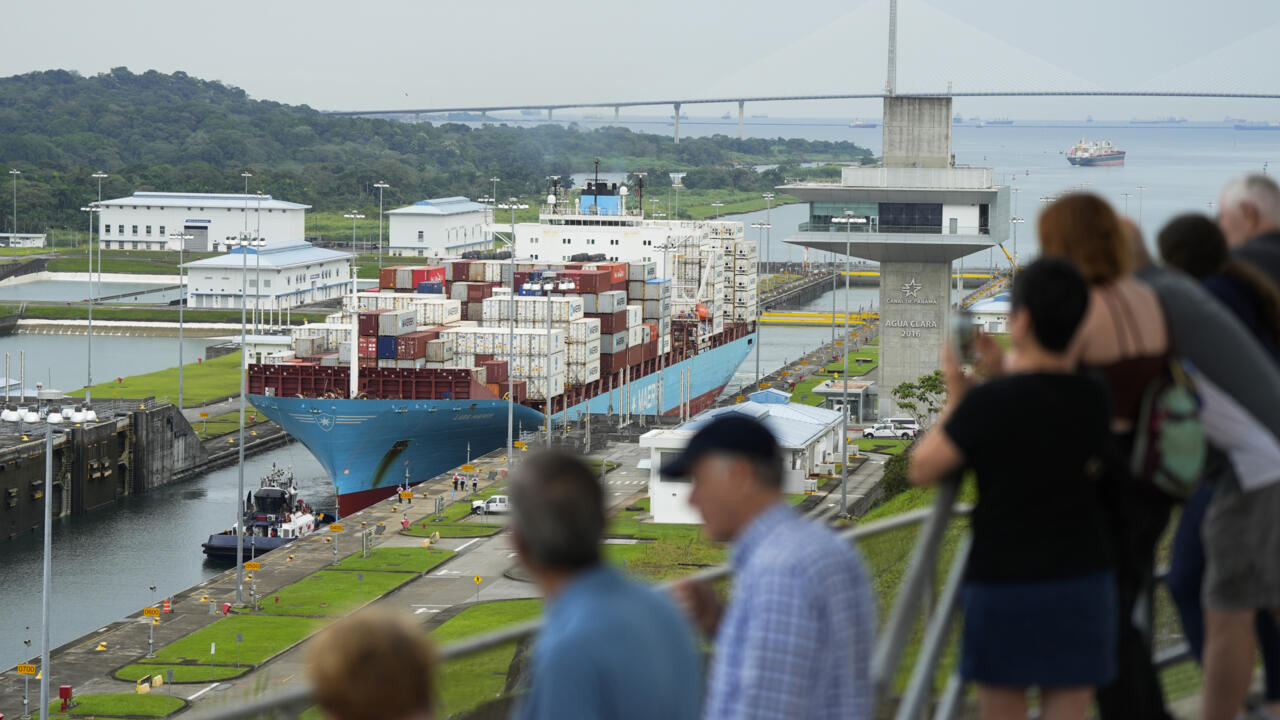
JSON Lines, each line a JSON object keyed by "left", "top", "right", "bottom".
{"left": 704, "top": 503, "right": 875, "bottom": 720}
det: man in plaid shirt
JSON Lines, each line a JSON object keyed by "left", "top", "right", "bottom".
{"left": 666, "top": 414, "right": 875, "bottom": 719}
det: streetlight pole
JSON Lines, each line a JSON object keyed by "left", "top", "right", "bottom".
{"left": 1010, "top": 217, "right": 1025, "bottom": 275}
{"left": 93, "top": 172, "right": 108, "bottom": 290}
{"left": 832, "top": 212, "right": 865, "bottom": 516}
{"left": 254, "top": 192, "right": 264, "bottom": 335}
{"left": 374, "top": 182, "right": 389, "bottom": 270}
{"left": 10, "top": 169, "right": 21, "bottom": 261}
{"left": 240, "top": 171, "right": 252, "bottom": 238}
{"left": 80, "top": 205, "right": 101, "bottom": 405}
{"left": 1137, "top": 185, "right": 1146, "bottom": 228}
{"left": 170, "top": 233, "right": 194, "bottom": 413}
{"left": 710, "top": 202, "right": 723, "bottom": 219}
{"left": 344, "top": 212, "right": 365, "bottom": 255}
{"left": 41, "top": 414, "right": 64, "bottom": 720}
{"left": 1120, "top": 192, "right": 1133, "bottom": 216}
{"left": 762, "top": 192, "right": 774, "bottom": 275}
{"left": 228, "top": 231, "right": 262, "bottom": 604}
{"left": 750, "top": 221, "right": 771, "bottom": 390}
{"left": 499, "top": 197, "right": 527, "bottom": 466}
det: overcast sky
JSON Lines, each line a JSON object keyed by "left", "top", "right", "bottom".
{"left": 5, "top": 0, "right": 1280, "bottom": 119}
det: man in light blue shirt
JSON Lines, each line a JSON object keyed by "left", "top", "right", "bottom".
{"left": 511, "top": 451, "right": 702, "bottom": 720}
{"left": 666, "top": 414, "right": 875, "bottom": 720}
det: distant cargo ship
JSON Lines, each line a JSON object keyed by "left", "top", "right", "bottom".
{"left": 986, "top": 118, "right": 1014, "bottom": 125}
{"left": 848, "top": 121, "right": 878, "bottom": 128}
{"left": 1067, "top": 139, "right": 1125, "bottom": 167}
{"left": 1234, "top": 121, "right": 1280, "bottom": 131}
{"left": 1131, "top": 116, "right": 1187, "bottom": 124}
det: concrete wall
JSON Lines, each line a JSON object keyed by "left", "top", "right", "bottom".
{"left": 882, "top": 97, "right": 953, "bottom": 169}
{"left": 129, "top": 405, "right": 208, "bottom": 494}
{"left": 877, "top": 260, "right": 952, "bottom": 416}
{"left": 69, "top": 421, "right": 127, "bottom": 514}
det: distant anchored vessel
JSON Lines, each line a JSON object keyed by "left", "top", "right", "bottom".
{"left": 1234, "top": 121, "right": 1280, "bottom": 131}
{"left": 1066, "top": 139, "right": 1125, "bottom": 167}
{"left": 848, "top": 120, "right": 878, "bottom": 128}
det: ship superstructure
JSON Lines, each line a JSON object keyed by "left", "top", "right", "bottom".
{"left": 1066, "top": 139, "right": 1126, "bottom": 166}
{"left": 248, "top": 181, "right": 758, "bottom": 515}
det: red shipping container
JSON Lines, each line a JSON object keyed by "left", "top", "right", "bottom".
{"left": 578, "top": 270, "right": 610, "bottom": 293}
{"left": 480, "top": 359, "right": 508, "bottom": 383}
{"left": 379, "top": 267, "right": 398, "bottom": 289}
{"left": 466, "top": 283, "right": 493, "bottom": 302}
{"left": 396, "top": 330, "right": 436, "bottom": 359}
{"left": 422, "top": 265, "right": 446, "bottom": 283}
{"left": 626, "top": 345, "right": 643, "bottom": 367}
{"left": 358, "top": 336, "right": 379, "bottom": 358}
{"left": 600, "top": 350, "right": 627, "bottom": 375}
{"left": 509, "top": 380, "right": 528, "bottom": 403}
{"left": 596, "top": 262, "right": 627, "bottom": 284}
{"left": 358, "top": 310, "right": 386, "bottom": 336}
{"left": 448, "top": 260, "right": 473, "bottom": 281}
{"left": 588, "top": 310, "right": 628, "bottom": 334}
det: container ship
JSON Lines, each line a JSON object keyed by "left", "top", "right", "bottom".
{"left": 1066, "top": 139, "right": 1125, "bottom": 166}
{"left": 248, "top": 182, "right": 758, "bottom": 516}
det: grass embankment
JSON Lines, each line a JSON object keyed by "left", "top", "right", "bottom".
{"left": 38, "top": 692, "right": 185, "bottom": 718}
{"left": 759, "top": 273, "right": 802, "bottom": 294}
{"left": 115, "top": 548, "right": 453, "bottom": 684}
{"left": 604, "top": 499, "right": 727, "bottom": 582}
{"left": 434, "top": 599, "right": 545, "bottom": 717}
{"left": 855, "top": 437, "right": 912, "bottom": 456}
{"left": 19, "top": 303, "right": 328, "bottom": 325}
{"left": 69, "top": 351, "right": 243, "bottom": 406}
{"left": 194, "top": 406, "right": 265, "bottom": 440}
{"left": 42, "top": 249, "right": 219, "bottom": 275}
{"left": 789, "top": 344, "right": 880, "bottom": 406}
{"left": 403, "top": 487, "right": 504, "bottom": 538}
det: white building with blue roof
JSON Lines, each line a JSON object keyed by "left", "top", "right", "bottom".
{"left": 640, "top": 390, "right": 846, "bottom": 523}
{"left": 182, "top": 240, "right": 351, "bottom": 311}
{"left": 97, "top": 191, "right": 310, "bottom": 252}
{"left": 387, "top": 197, "right": 490, "bottom": 258}
{"left": 969, "top": 292, "right": 1011, "bottom": 334}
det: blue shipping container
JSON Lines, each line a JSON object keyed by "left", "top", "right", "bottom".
{"left": 417, "top": 281, "right": 444, "bottom": 294}
{"left": 377, "top": 335, "right": 398, "bottom": 359}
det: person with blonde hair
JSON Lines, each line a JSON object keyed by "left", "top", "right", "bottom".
{"left": 307, "top": 609, "right": 437, "bottom": 720}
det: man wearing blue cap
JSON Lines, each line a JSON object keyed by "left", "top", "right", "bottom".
{"left": 665, "top": 414, "right": 875, "bottom": 720}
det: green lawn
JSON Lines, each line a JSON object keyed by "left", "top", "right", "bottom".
{"left": 19, "top": 303, "right": 328, "bottom": 325}
{"left": 68, "top": 350, "right": 242, "bottom": 405}
{"left": 39, "top": 692, "right": 185, "bottom": 718}
{"left": 788, "top": 344, "right": 879, "bottom": 406}
{"left": 434, "top": 599, "right": 545, "bottom": 718}
{"left": 115, "top": 662, "right": 248, "bottom": 684}
{"left": 260, "top": 570, "right": 417, "bottom": 617}
{"left": 403, "top": 520, "right": 504, "bottom": 538}
{"left": 603, "top": 518, "right": 726, "bottom": 582}
{"left": 132, "top": 614, "right": 320, "bottom": 669}
{"left": 855, "top": 437, "right": 912, "bottom": 456}
{"left": 194, "top": 406, "right": 264, "bottom": 440}
{"left": 332, "top": 547, "right": 454, "bottom": 574}
{"left": 784, "top": 493, "right": 808, "bottom": 506}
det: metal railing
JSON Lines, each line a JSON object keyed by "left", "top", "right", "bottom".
{"left": 180, "top": 479, "right": 1192, "bottom": 720}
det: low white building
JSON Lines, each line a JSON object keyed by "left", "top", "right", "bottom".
{"left": 0, "top": 233, "right": 46, "bottom": 248}
{"left": 97, "top": 192, "right": 309, "bottom": 252}
{"left": 182, "top": 240, "right": 351, "bottom": 311}
{"left": 969, "top": 292, "right": 1010, "bottom": 334}
{"left": 639, "top": 389, "right": 845, "bottom": 524}
{"left": 387, "top": 197, "right": 490, "bottom": 258}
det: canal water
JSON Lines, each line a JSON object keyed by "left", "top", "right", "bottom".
{"left": 0, "top": 442, "right": 332, "bottom": 671}
{"left": 0, "top": 280, "right": 181, "bottom": 304}
{"left": 0, "top": 334, "right": 217, "bottom": 395}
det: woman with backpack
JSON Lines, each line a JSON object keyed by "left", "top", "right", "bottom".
{"left": 1038, "top": 193, "right": 1176, "bottom": 720}
{"left": 910, "top": 258, "right": 1117, "bottom": 720}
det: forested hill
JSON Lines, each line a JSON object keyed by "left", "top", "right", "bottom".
{"left": 0, "top": 68, "right": 870, "bottom": 231}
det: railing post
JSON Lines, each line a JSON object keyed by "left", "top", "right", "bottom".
{"left": 871, "top": 478, "right": 959, "bottom": 696}
{"left": 894, "top": 534, "right": 972, "bottom": 720}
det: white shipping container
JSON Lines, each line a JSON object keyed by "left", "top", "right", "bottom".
{"left": 628, "top": 261, "right": 657, "bottom": 281}
{"left": 338, "top": 341, "right": 352, "bottom": 363}
{"left": 568, "top": 338, "right": 601, "bottom": 363}
{"left": 605, "top": 330, "right": 628, "bottom": 353}
{"left": 658, "top": 316, "right": 671, "bottom": 337}
{"left": 734, "top": 258, "right": 756, "bottom": 274}
{"left": 377, "top": 358, "right": 397, "bottom": 368}
{"left": 596, "top": 290, "right": 627, "bottom": 314}
{"left": 628, "top": 325, "right": 644, "bottom": 347}
{"left": 642, "top": 280, "right": 671, "bottom": 300}
{"left": 642, "top": 298, "right": 671, "bottom": 319}
{"left": 378, "top": 309, "right": 417, "bottom": 336}
{"left": 625, "top": 305, "right": 643, "bottom": 327}
{"left": 733, "top": 275, "right": 753, "bottom": 290}
{"left": 713, "top": 315, "right": 725, "bottom": 333}
{"left": 568, "top": 358, "right": 601, "bottom": 385}
{"left": 660, "top": 334, "right": 672, "bottom": 355}
{"left": 395, "top": 358, "right": 426, "bottom": 369}
{"left": 568, "top": 317, "right": 601, "bottom": 342}
{"left": 627, "top": 280, "right": 646, "bottom": 300}
{"left": 524, "top": 373, "right": 566, "bottom": 400}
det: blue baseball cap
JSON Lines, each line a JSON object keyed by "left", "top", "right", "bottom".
{"left": 659, "top": 414, "right": 780, "bottom": 477}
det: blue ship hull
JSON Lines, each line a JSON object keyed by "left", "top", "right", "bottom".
{"left": 250, "top": 333, "right": 755, "bottom": 516}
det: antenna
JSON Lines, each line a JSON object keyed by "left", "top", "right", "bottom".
{"left": 593, "top": 157, "right": 600, "bottom": 215}
{"left": 886, "top": 0, "right": 898, "bottom": 96}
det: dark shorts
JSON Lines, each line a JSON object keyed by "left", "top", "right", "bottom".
{"left": 961, "top": 571, "right": 1117, "bottom": 687}
{"left": 1203, "top": 473, "right": 1280, "bottom": 610}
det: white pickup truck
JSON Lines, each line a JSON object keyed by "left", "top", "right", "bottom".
{"left": 862, "top": 424, "right": 916, "bottom": 440}
{"left": 472, "top": 495, "right": 511, "bottom": 515}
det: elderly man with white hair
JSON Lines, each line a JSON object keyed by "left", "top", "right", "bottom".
{"left": 1219, "top": 173, "right": 1280, "bottom": 276}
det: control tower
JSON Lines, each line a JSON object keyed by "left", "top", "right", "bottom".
{"left": 780, "top": 96, "right": 1009, "bottom": 416}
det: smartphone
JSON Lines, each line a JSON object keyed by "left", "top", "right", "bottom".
{"left": 951, "top": 309, "right": 977, "bottom": 364}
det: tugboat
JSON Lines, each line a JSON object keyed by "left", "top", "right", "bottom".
{"left": 1066, "top": 139, "right": 1126, "bottom": 167}
{"left": 202, "top": 465, "right": 320, "bottom": 560}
